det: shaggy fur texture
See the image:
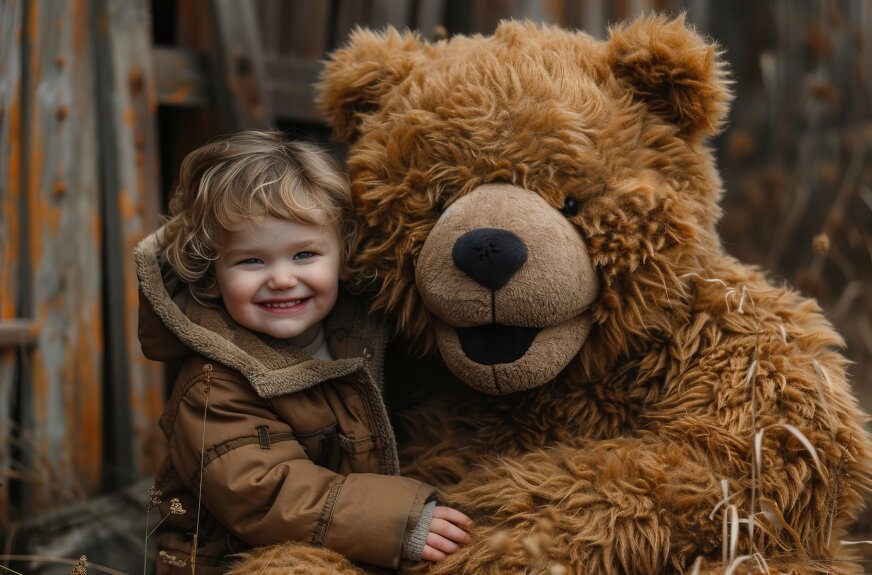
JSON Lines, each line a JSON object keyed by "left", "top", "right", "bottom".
{"left": 231, "top": 14, "right": 872, "bottom": 575}
{"left": 225, "top": 543, "right": 360, "bottom": 575}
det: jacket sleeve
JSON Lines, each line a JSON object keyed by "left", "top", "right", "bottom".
{"left": 166, "top": 367, "right": 434, "bottom": 569}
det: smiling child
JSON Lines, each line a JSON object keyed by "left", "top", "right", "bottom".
{"left": 134, "top": 130, "right": 471, "bottom": 574}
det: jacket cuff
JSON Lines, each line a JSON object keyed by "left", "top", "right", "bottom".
{"left": 403, "top": 500, "right": 436, "bottom": 561}
{"left": 322, "top": 475, "right": 434, "bottom": 568}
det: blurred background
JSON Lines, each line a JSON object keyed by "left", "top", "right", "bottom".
{"left": 0, "top": 0, "right": 870, "bottom": 572}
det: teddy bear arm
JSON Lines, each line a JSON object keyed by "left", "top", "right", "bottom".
{"left": 396, "top": 437, "right": 720, "bottom": 575}
{"left": 648, "top": 327, "right": 872, "bottom": 569}
{"left": 407, "top": 426, "right": 867, "bottom": 575}
{"left": 403, "top": 337, "right": 872, "bottom": 575}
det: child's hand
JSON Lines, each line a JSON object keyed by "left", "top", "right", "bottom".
{"left": 421, "top": 506, "right": 473, "bottom": 561}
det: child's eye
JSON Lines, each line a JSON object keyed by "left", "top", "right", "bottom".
{"left": 236, "top": 257, "right": 263, "bottom": 265}
{"left": 293, "top": 251, "right": 315, "bottom": 260}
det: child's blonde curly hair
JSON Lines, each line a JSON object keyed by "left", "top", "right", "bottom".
{"left": 158, "top": 130, "right": 356, "bottom": 304}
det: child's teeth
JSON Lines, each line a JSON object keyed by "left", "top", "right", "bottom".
{"left": 265, "top": 300, "right": 300, "bottom": 308}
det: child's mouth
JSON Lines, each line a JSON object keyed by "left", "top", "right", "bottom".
{"left": 259, "top": 299, "right": 309, "bottom": 312}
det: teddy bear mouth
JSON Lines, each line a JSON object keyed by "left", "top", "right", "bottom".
{"left": 455, "top": 324, "right": 542, "bottom": 365}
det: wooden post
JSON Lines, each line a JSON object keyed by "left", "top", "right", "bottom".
{"left": 415, "top": 0, "right": 448, "bottom": 40}
{"left": 287, "top": 1, "right": 330, "bottom": 58}
{"left": 91, "top": 0, "right": 164, "bottom": 487}
{"left": 332, "top": 0, "right": 370, "bottom": 50}
{"left": 0, "top": 0, "right": 25, "bottom": 525}
{"left": 19, "top": 0, "right": 104, "bottom": 511}
{"left": 368, "top": 0, "right": 413, "bottom": 29}
{"left": 209, "top": 0, "right": 273, "bottom": 129}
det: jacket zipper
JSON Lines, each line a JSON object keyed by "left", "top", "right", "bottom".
{"left": 360, "top": 324, "right": 401, "bottom": 475}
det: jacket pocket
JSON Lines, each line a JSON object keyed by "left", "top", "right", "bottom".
{"left": 298, "top": 424, "right": 342, "bottom": 470}
{"left": 337, "top": 433, "right": 380, "bottom": 473}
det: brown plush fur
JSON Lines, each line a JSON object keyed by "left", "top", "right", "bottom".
{"left": 231, "top": 14, "right": 872, "bottom": 575}
{"left": 225, "top": 542, "right": 362, "bottom": 575}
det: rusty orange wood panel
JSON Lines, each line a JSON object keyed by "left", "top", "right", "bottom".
{"left": 21, "top": 0, "right": 104, "bottom": 513}
{"left": 0, "top": 0, "right": 24, "bottom": 525}
{"left": 102, "top": 0, "right": 164, "bottom": 476}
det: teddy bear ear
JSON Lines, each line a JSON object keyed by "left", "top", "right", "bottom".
{"left": 317, "top": 26, "right": 424, "bottom": 143}
{"left": 606, "top": 13, "right": 733, "bottom": 140}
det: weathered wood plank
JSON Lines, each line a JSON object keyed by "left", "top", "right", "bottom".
{"left": 368, "top": 0, "right": 412, "bottom": 28}
{"left": 267, "top": 56, "right": 323, "bottom": 123}
{"left": 163, "top": 0, "right": 226, "bottom": 202}
{"left": 256, "top": 0, "right": 283, "bottom": 55}
{"left": 93, "top": 0, "right": 164, "bottom": 485}
{"left": 414, "top": 0, "right": 448, "bottom": 39}
{"left": 0, "top": 0, "right": 24, "bottom": 525}
{"left": 470, "top": 0, "right": 517, "bottom": 34}
{"left": 153, "top": 44, "right": 320, "bottom": 123}
{"left": 287, "top": 1, "right": 330, "bottom": 58}
{"left": 177, "top": 0, "right": 212, "bottom": 51}
{"left": 152, "top": 46, "right": 212, "bottom": 108}
{"left": 332, "top": 0, "right": 370, "bottom": 51}
{"left": 21, "top": 0, "right": 104, "bottom": 512}
{"left": 6, "top": 477, "right": 150, "bottom": 575}
{"left": 209, "top": 0, "right": 273, "bottom": 129}
{"left": 0, "top": 321, "right": 38, "bottom": 348}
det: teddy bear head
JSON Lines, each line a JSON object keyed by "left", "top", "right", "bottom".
{"left": 318, "top": 15, "right": 732, "bottom": 394}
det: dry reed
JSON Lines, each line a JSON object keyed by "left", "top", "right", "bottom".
{"left": 0, "top": 554, "right": 125, "bottom": 575}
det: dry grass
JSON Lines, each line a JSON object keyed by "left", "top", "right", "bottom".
{"left": 0, "top": 554, "right": 126, "bottom": 575}
{"left": 684, "top": 276, "right": 871, "bottom": 573}
{"left": 717, "top": 1, "right": 872, "bottom": 411}
{"left": 715, "top": 2, "right": 872, "bottom": 564}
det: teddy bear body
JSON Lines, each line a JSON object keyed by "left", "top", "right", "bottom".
{"left": 229, "top": 16, "right": 872, "bottom": 575}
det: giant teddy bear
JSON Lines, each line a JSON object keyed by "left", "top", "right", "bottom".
{"left": 229, "top": 14, "right": 872, "bottom": 575}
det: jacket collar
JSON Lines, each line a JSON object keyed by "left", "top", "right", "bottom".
{"left": 135, "top": 232, "right": 387, "bottom": 399}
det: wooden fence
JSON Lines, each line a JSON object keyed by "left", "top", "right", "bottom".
{"left": 0, "top": 0, "right": 869, "bottom": 563}
{"left": 0, "top": 0, "right": 163, "bottom": 524}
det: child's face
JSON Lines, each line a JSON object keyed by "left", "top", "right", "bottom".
{"left": 213, "top": 216, "right": 343, "bottom": 346}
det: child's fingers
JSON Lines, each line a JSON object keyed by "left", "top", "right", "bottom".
{"left": 421, "top": 545, "right": 447, "bottom": 562}
{"left": 430, "top": 517, "right": 471, "bottom": 544}
{"left": 426, "top": 532, "right": 461, "bottom": 554}
{"left": 433, "top": 505, "right": 473, "bottom": 528}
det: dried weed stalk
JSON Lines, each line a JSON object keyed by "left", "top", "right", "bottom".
{"left": 191, "top": 364, "right": 213, "bottom": 575}
{"left": 69, "top": 555, "right": 87, "bottom": 575}
{"left": 706, "top": 276, "right": 835, "bottom": 570}
{"left": 142, "top": 487, "right": 186, "bottom": 574}
{"left": 143, "top": 364, "right": 212, "bottom": 575}
{"left": 0, "top": 555, "right": 123, "bottom": 575}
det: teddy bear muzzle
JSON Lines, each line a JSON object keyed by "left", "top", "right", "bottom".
{"left": 416, "top": 183, "right": 600, "bottom": 394}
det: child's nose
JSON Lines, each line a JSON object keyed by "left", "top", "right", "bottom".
{"left": 267, "top": 266, "right": 298, "bottom": 290}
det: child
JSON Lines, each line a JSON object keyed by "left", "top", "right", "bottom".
{"left": 134, "top": 130, "right": 471, "bottom": 574}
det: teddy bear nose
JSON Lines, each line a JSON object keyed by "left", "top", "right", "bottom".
{"left": 452, "top": 228, "right": 528, "bottom": 290}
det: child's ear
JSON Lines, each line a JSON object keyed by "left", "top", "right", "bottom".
{"left": 607, "top": 13, "right": 733, "bottom": 140}
{"left": 338, "top": 268, "right": 351, "bottom": 282}
{"left": 317, "top": 26, "right": 424, "bottom": 143}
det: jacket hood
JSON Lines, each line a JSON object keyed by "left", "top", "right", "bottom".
{"left": 134, "top": 231, "right": 387, "bottom": 399}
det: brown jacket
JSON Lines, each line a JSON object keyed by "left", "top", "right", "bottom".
{"left": 134, "top": 233, "right": 434, "bottom": 574}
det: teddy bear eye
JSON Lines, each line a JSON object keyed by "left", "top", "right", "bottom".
{"left": 560, "top": 198, "right": 580, "bottom": 217}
